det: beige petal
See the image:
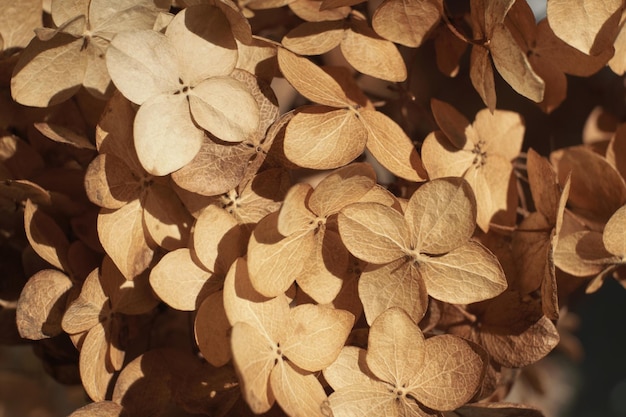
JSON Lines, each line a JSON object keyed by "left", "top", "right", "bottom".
{"left": 111, "top": 349, "right": 172, "bottom": 416}
{"left": 282, "top": 303, "right": 354, "bottom": 371}
{"left": 230, "top": 68, "right": 280, "bottom": 140}
{"left": 68, "top": 402, "right": 123, "bottom": 417}
{"left": 284, "top": 106, "right": 367, "bottom": 169}
{"left": 95, "top": 91, "right": 143, "bottom": 173}
{"left": 367, "top": 307, "right": 425, "bottom": 386}
{"left": 270, "top": 360, "right": 328, "bottom": 417}
{"left": 277, "top": 182, "right": 315, "bottom": 236}
{"left": 24, "top": 199, "right": 70, "bottom": 271}
{"left": 482, "top": 0, "right": 516, "bottom": 35}
{"left": 223, "top": 257, "right": 290, "bottom": 341}
{"left": 3, "top": 182, "right": 54, "bottom": 211}
{"left": 134, "top": 93, "right": 204, "bottom": 176}
{"left": 230, "top": 321, "right": 277, "bottom": 414}
{"left": 15, "top": 269, "right": 73, "bottom": 340}
{"left": 603, "top": 204, "right": 626, "bottom": 257}
{"left": 192, "top": 205, "right": 245, "bottom": 274}
{"left": 529, "top": 53, "right": 567, "bottom": 113}
{"left": 89, "top": 1, "right": 164, "bottom": 32}
{"left": 83, "top": 36, "right": 113, "bottom": 100}
{"left": 473, "top": 108, "right": 524, "bottom": 161}
{"left": 11, "top": 35, "right": 87, "bottom": 107}
{"left": 0, "top": 0, "right": 42, "bottom": 50}
{"left": 341, "top": 19, "right": 406, "bottom": 82}
{"left": 80, "top": 323, "right": 114, "bottom": 401}
{"left": 372, "top": 0, "right": 441, "bottom": 48}
{"left": 297, "top": 229, "right": 349, "bottom": 304}
{"left": 323, "top": 346, "right": 373, "bottom": 390}
{"left": 490, "top": 24, "right": 545, "bottom": 102}
{"left": 189, "top": 76, "right": 260, "bottom": 143}
{"left": 328, "top": 381, "right": 423, "bottom": 417}
{"left": 554, "top": 230, "right": 616, "bottom": 276}
{"left": 288, "top": 0, "right": 350, "bottom": 22}
{"left": 607, "top": 123, "right": 626, "bottom": 179}
{"left": 282, "top": 20, "right": 344, "bottom": 55}
{"left": 171, "top": 136, "right": 252, "bottom": 196}
{"left": 534, "top": 19, "right": 612, "bottom": 77}
{"left": 610, "top": 13, "right": 626, "bottom": 75}
{"left": 34, "top": 122, "right": 96, "bottom": 151}
{"left": 213, "top": 0, "right": 253, "bottom": 45}
{"left": 143, "top": 184, "right": 193, "bottom": 251}
{"left": 62, "top": 268, "right": 106, "bottom": 334}
{"left": 149, "top": 248, "right": 216, "bottom": 311}
{"left": 235, "top": 36, "right": 278, "bottom": 82}
{"left": 51, "top": 0, "right": 89, "bottom": 27}
{"left": 405, "top": 177, "right": 476, "bottom": 255}
{"left": 233, "top": 168, "right": 291, "bottom": 225}
{"left": 338, "top": 202, "right": 409, "bottom": 264}
{"left": 166, "top": 5, "right": 238, "bottom": 83}
{"left": 421, "top": 130, "right": 475, "bottom": 179}
{"left": 248, "top": 225, "right": 317, "bottom": 298}
{"left": 97, "top": 199, "right": 154, "bottom": 280}
{"left": 464, "top": 155, "right": 515, "bottom": 233}
{"left": 360, "top": 109, "right": 427, "bottom": 181}
{"left": 309, "top": 162, "right": 376, "bottom": 216}
{"left": 408, "top": 335, "right": 483, "bottom": 411}
{"left": 420, "top": 240, "right": 507, "bottom": 304}
{"left": 359, "top": 260, "right": 428, "bottom": 325}
{"left": 106, "top": 30, "right": 179, "bottom": 105}
{"left": 195, "top": 290, "right": 232, "bottom": 367}
{"left": 546, "top": 0, "right": 622, "bottom": 55}
{"left": 277, "top": 47, "right": 353, "bottom": 107}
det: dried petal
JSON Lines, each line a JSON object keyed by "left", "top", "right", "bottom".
{"left": 133, "top": 93, "right": 205, "bottom": 176}
{"left": 149, "top": 248, "right": 216, "bottom": 311}
{"left": 282, "top": 303, "right": 354, "bottom": 371}
{"left": 406, "top": 177, "right": 476, "bottom": 255}
{"left": 372, "top": 0, "right": 441, "bottom": 48}
{"left": 547, "top": 0, "right": 622, "bottom": 55}
{"left": 277, "top": 47, "right": 353, "bottom": 107}
{"left": 341, "top": 18, "right": 407, "bottom": 82}
{"left": 339, "top": 202, "right": 410, "bottom": 264}
{"left": 106, "top": 30, "right": 179, "bottom": 105}
{"left": 284, "top": 107, "right": 367, "bottom": 169}
{"left": 420, "top": 240, "right": 507, "bottom": 304}
{"left": 189, "top": 76, "right": 260, "bottom": 143}
{"left": 359, "top": 259, "right": 428, "bottom": 324}
{"left": 360, "top": 110, "right": 427, "bottom": 181}
{"left": 11, "top": 35, "right": 87, "bottom": 107}
{"left": 16, "top": 269, "right": 73, "bottom": 340}
{"left": 97, "top": 199, "right": 154, "bottom": 280}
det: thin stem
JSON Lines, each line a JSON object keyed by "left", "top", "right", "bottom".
{"left": 441, "top": 3, "right": 489, "bottom": 47}
{"left": 451, "top": 303, "right": 477, "bottom": 323}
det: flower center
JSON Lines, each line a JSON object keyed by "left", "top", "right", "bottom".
{"left": 471, "top": 140, "right": 488, "bottom": 167}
